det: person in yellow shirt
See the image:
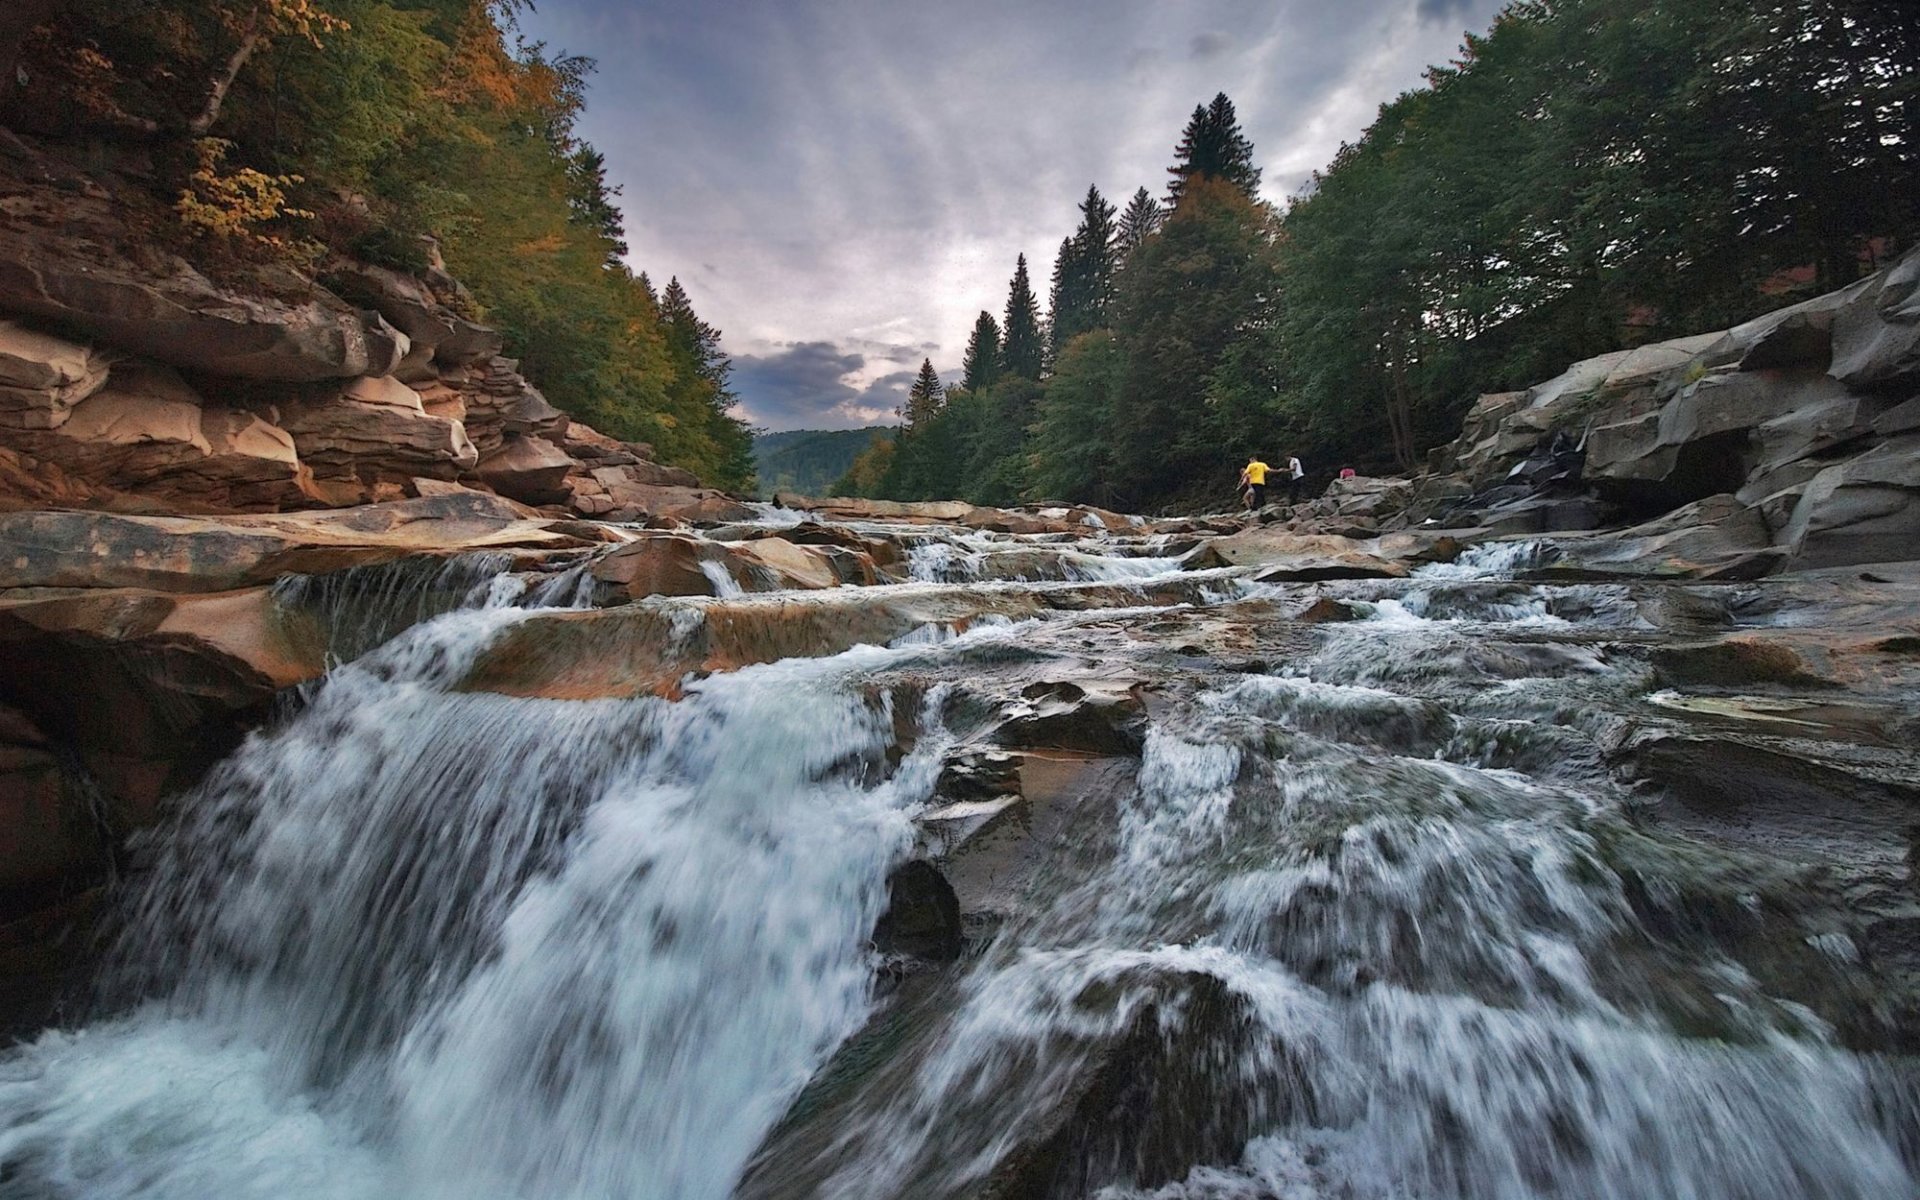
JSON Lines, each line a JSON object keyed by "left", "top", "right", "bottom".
{"left": 1237, "top": 455, "right": 1271, "bottom": 509}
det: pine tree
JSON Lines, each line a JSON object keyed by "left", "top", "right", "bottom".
{"left": 1117, "top": 187, "right": 1164, "bottom": 260}
{"left": 903, "top": 358, "right": 945, "bottom": 430}
{"left": 962, "top": 311, "right": 1002, "bottom": 392}
{"left": 1167, "top": 92, "right": 1261, "bottom": 204}
{"left": 659, "top": 276, "right": 756, "bottom": 491}
{"left": 1049, "top": 185, "right": 1119, "bottom": 358}
{"left": 1000, "top": 254, "right": 1045, "bottom": 380}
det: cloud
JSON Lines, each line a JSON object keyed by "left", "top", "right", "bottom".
{"left": 1189, "top": 31, "right": 1233, "bottom": 59}
{"left": 520, "top": 0, "right": 1511, "bottom": 429}
{"left": 731, "top": 342, "right": 927, "bottom": 430}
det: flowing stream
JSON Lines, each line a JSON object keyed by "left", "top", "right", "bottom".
{"left": 2, "top": 517, "right": 1916, "bottom": 1199}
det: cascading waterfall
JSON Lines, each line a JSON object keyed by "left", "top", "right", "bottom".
{"left": 0, "top": 569, "right": 956, "bottom": 1200}
{"left": 3, "top": 522, "right": 1916, "bottom": 1200}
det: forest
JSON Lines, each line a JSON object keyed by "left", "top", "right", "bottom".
{"left": 1, "top": 0, "right": 756, "bottom": 491}
{"left": 837, "top": 0, "right": 1918, "bottom": 510}
{"left": 753, "top": 427, "right": 890, "bottom": 500}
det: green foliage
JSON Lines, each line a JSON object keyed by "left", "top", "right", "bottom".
{"left": 1026, "top": 331, "right": 1120, "bottom": 502}
{"left": 1047, "top": 185, "right": 1118, "bottom": 361}
{"left": 13, "top": 0, "right": 755, "bottom": 490}
{"left": 961, "top": 312, "right": 1001, "bottom": 392}
{"left": 1166, "top": 92, "right": 1260, "bottom": 204}
{"left": 757, "top": 427, "right": 891, "bottom": 498}
{"left": 828, "top": 435, "right": 896, "bottom": 498}
{"left": 903, "top": 359, "right": 944, "bottom": 431}
{"left": 998, "top": 255, "right": 1045, "bottom": 381}
{"left": 1107, "top": 178, "right": 1282, "bottom": 506}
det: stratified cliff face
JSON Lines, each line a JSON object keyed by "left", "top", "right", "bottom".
{"left": 1399, "top": 244, "right": 1920, "bottom": 577}
{"left": 0, "top": 133, "right": 739, "bottom": 524}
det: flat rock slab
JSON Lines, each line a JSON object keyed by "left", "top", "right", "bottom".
{"left": 0, "top": 492, "right": 593, "bottom": 592}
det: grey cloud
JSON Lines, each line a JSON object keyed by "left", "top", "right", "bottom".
{"left": 524, "top": 0, "right": 1513, "bottom": 429}
{"left": 732, "top": 342, "right": 918, "bottom": 430}
{"left": 1189, "top": 31, "right": 1232, "bottom": 59}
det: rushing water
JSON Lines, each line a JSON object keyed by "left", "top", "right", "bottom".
{"left": 3, "top": 523, "right": 1916, "bottom": 1199}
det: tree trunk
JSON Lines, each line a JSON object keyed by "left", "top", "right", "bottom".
{"left": 187, "top": 13, "right": 265, "bottom": 138}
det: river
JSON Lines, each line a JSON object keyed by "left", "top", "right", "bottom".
{"left": 2, "top": 512, "right": 1915, "bottom": 1199}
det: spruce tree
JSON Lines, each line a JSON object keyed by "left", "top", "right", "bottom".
{"left": 1000, "top": 254, "right": 1045, "bottom": 380}
{"left": 1050, "top": 185, "right": 1119, "bottom": 359}
{"left": 962, "top": 312, "right": 1002, "bottom": 392}
{"left": 1167, "top": 92, "right": 1261, "bottom": 204}
{"left": 1117, "top": 187, "right": 1164, "bottom": 259}
{"left": 903, "top": 358, "right": 945, "bottom": 431}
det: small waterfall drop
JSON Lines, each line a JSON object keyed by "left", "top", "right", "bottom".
{"left": 0, "top": 569, "right": 953, "bottom": 1200}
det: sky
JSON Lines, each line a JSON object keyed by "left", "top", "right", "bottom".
{"left": 517, "top": 0, "right": 1510, "bottom": 432}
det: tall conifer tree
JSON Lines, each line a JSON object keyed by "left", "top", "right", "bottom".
{"left": 1117, "top": 187, "right": 1164, "bottom": 259}
{"left": 1167, "top": 92, "right": 1260, "bottom": 203}
{"left": 962, "top": 311, "right": 1002, "bottom": 392}
{"left": 1049, "top": 184, "right": 1120, "bottom": 359}
{"left": 903, "top": 358, "right": 945, "bottom": 430}
{"left": 1000, "top": 254, "right": 1045, "bottom": 380}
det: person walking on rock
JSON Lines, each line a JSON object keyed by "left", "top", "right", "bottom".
{"left": 1237, "top": 455, "right": 1271, "bottom": 510}
{"left": 1285, "top": 453, "right": 1306, "bottom": 505}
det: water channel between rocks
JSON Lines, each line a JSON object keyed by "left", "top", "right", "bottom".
{"left": 2, "top": 509, "right": 1917, "bottom": 1200}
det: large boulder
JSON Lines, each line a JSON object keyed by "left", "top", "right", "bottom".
{"left": 1777, "top": 435, "right": 1920, "bottom": 570}
{"left": 589, "top": 533, "right": 720, "bottom": 599}
{"left": 1534, "top": 494, "right": 1780, "bottom": 580}
{"left": 0, "top": 319, "right": 111, "bottom": 430}
{"left": 477, "top": 434, "right": 574, "bottom": 505}
{"left": 774, "top": 496, "right": 976, "bottom": 523}
{"left": 731, "top": 536, "right": 879, "bottom": 590}
{"left": 1185, "top": 529, "right": 1409, "bottom": 580}
{"left": 280, "top": 375, "right": 479, "bottom": 481}
{"left": 1829, "top": 245, "right": 1920, "bottom": 390}
{"left": 0, "top": 586, "right": 326, "bottom": 834}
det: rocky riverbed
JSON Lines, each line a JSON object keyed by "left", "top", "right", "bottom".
{"left": 1, "top": 490, "right": 1918, "bottom": 1198}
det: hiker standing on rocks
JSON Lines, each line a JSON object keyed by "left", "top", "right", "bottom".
{"left": 1285, "top": 453, "right": 1306, "bottom": 505}
{"left": 1237, "top": 455, "right": 1271, "bottom": 510}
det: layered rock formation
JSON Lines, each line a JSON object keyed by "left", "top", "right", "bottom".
{"left": 0, "top": 134, "right": 743, "bottom": 523}
{"left": 1399, "top": 244, "right": 1920, "bottom": 574}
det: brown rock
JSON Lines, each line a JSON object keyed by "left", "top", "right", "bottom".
{"left": 589, "top": 533, "right": 720, "bottom": 599}
{"left": 0, "top": 319, "right": 111, "bottom": 430}
{"left": 280, "top": 375, "right": 479, "bottom": 480}
{"left": 0, "top": 492, "right": 590, "bottom": 593}
{"left": 477, "top": 435, "right": 574, "bottom": 505}
{"left": 0, "top": 176, "right": 403, "bottom": 381}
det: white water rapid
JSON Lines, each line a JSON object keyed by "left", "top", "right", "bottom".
{"left": 3, "top": 523, "right": 1916, "bottom": 1200}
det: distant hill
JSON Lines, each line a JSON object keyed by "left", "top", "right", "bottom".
{"left": 753, "top": 428, "right": 893, "bottom": 499}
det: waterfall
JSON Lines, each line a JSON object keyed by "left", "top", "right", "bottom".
{"left": 0, "top": 576, "right": 952, "bottom": 1200}
{"left": 4, "top": 517, "right": 1916, "bottom": 1200}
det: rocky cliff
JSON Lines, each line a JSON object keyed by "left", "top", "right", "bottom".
{"left": 0, "top": 133, "right": 743, "bottom": 526}
{"left": 1389, "top": 243, "right": 1920, "bottom": 576}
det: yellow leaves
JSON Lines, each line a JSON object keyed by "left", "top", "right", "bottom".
{"left": 175, "top": 139, "right": 319, "bottom": 267}
{"left": 256, "top": 0, "right": 348, "bottom": 46}
{"left": 514, "top": 233, "right": 567, "bottom": 257}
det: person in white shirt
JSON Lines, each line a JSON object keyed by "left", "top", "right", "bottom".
{"left": 1285, "top": 455, "right": 1305, "bottom": 504}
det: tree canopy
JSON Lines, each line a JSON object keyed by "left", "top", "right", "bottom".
{"left": 845, "top": 0, "right": 1915, "bottom": 510}
{"left": 6, "top": 0, "right": 756, "bottom": 490}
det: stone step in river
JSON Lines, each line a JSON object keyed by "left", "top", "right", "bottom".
{"left": 2, "top": 506, "right": 1918, "bottom": 1200}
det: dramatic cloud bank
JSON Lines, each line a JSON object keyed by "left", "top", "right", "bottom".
{"left": 520, "top": 0, "right": 1508, "bottom": 429}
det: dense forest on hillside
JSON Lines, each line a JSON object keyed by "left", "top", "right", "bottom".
{"left": 840, "top": 0, "right": 1918, "bottom": 511}
{"left": 1, "top": 0, "right": 755, "bottom": 491}
{"left": 753, "top": 427, "right": 890, "bottom": 499}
